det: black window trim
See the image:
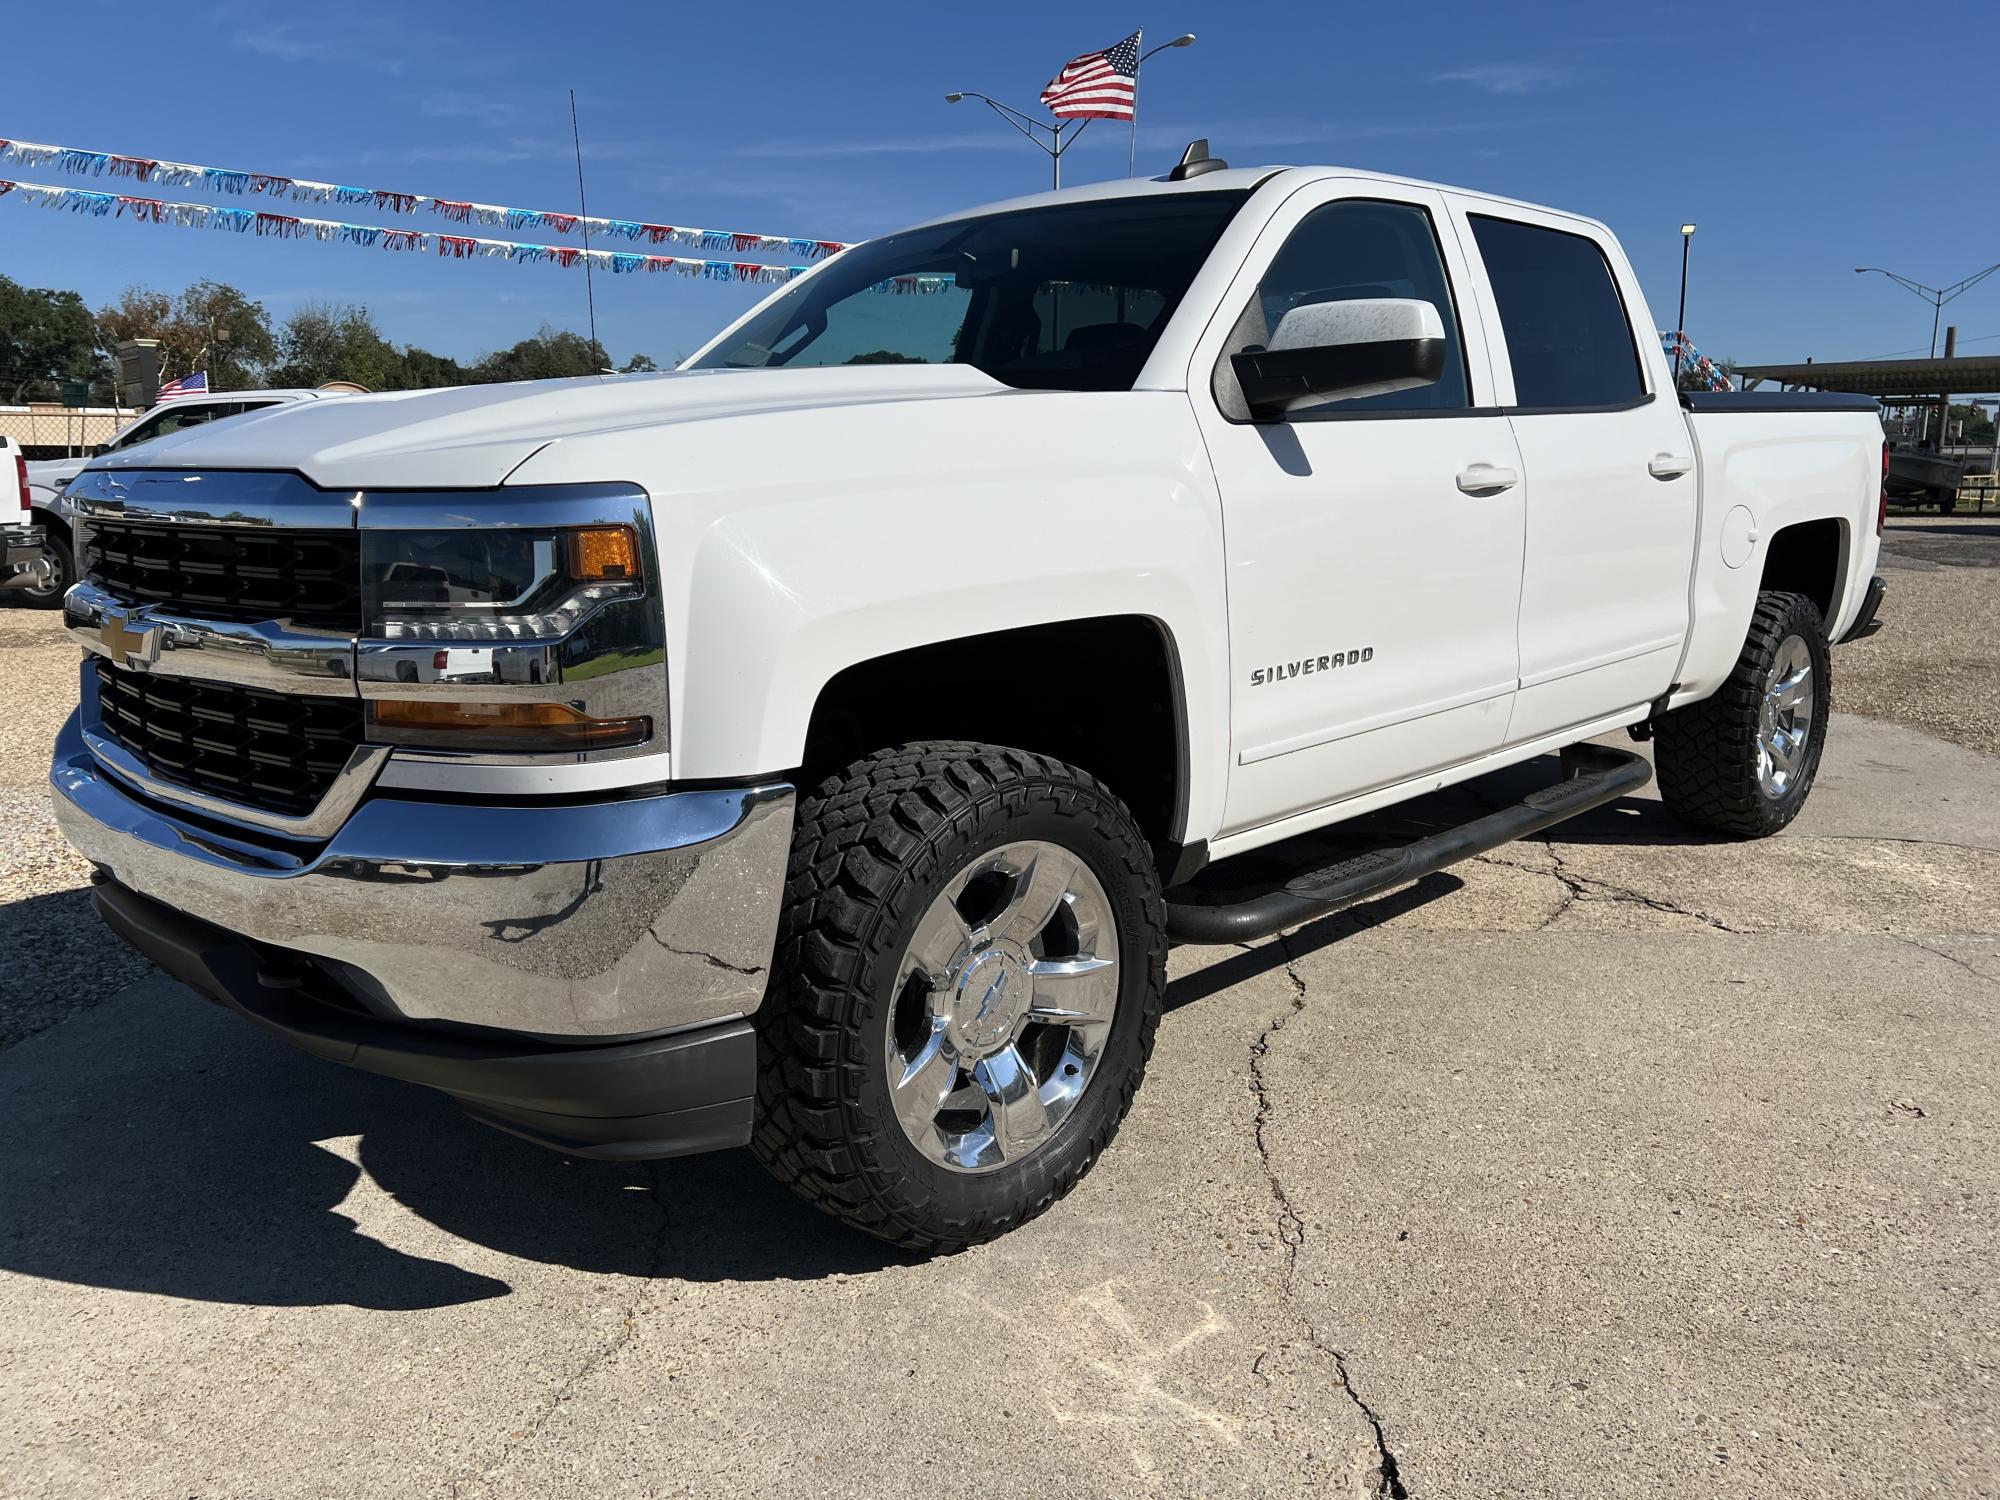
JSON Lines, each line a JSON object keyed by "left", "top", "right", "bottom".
{"left": 1213, "top": 193, "right": 1478, "bottom": 427}
{"left": 1466, "top": 209, "right": 1653, "bottom": 415}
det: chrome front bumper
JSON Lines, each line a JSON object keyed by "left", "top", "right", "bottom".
{"left": 51, "top": 708, "right": 793, "bottom": 1041}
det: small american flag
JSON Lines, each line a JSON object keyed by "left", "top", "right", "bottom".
{"left": 156, "top": 371, "right": 208, "bottom": 401}
{"left": 1041, "top": 32, "right": 1141, "bottom": 121}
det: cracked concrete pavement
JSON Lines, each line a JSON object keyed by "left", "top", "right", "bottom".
{"left": 3, "top": 709, "right": 1994, "bottom": 1499}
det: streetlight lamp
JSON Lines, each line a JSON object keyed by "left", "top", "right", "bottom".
{"left": 1673, "top": 223, "right": 1695, "bottom": 387}
{"left": 1854, "top": 261, "right": 2000, "bottom": 358}
{"left": 1129, "top": 34, "right": 1197, "bottom": 178}
{"left": 944, "top": 90, "right": 1079, "bottom": 190}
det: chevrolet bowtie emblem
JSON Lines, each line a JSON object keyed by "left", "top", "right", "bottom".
{"left": 101, "top": 609, "right": 163, "bottom": 669}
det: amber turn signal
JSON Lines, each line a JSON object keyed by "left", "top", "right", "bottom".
{"left": 370, "top": 698, "right": 652, "bottom": 751}
{"left": 567, "top": 526, "right": 640, "bottom": 582}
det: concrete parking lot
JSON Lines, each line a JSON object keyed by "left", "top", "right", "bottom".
{"left": 2, "top": 520, "right": 1996, "bottom": 1499}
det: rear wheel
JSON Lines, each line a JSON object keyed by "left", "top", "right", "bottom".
{"left": 1654, "top": 590, "right": 1830, "bottom": 838}
{"left": 752, "top": 742, "right": 1165, "bottom": 1252}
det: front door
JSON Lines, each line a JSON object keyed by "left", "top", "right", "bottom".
{"left": 1190, "top": 183, "right": 1527, "bottom": 838}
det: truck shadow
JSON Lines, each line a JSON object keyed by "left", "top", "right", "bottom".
{"left": 0, "top": 965, "right": 912, "bottom": 1312}
{"left": 0, "top": 752, "right": 1692, "bottom": 1312}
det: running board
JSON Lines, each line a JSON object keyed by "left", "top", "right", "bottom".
{"left": 1164, "top": 743, "right": 1653, "bottom": 945}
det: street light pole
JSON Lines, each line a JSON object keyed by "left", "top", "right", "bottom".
{"left": 1854, "top": 261, "right": 2000, "bottom": 357}
{"left": 945, "top": 91, "right": 1088, "bottom": 189}
{"left": 1674, "top": 223, "right": 1696, "bottom": 387}
{"left": 1855, "top": 261, "right": 2000, "bottom": 444}
{"left": 1129, "top": 33, "right": 1197, "bottom": 178}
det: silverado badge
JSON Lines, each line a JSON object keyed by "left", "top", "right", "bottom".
{"left": 1251, "top": 647, "right": 1373, "bottom": 687}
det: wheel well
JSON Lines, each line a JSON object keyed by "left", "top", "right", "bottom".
{"left": 30, "top": 505, "right": 71, "bottom": 548}
{"left": 800, "top": 617, "right": 1187, "bottom": 864}
{"left": 1758, "top": 518, "right": 1843, "bottom": 625}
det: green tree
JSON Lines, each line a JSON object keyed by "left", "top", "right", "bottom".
{"left": 394, "top": 345, "right": 471, "bottom": 390}
{"left": 1947, "top": 402, "right": 1995, "bottom": 445}
{"left": 96, "top": 281, "right": 274, "bottom": 390}
{"left": 0, "top": 275, "right": 105, "bottom": 401}
{"left": 272, "top": 302, "right": 403, "bottom": 390}
{"left": 620, "top": 352, "right": 660, "bottom": 374}
{"left": 470, "top": 325, "right": 612, "bottom": 383}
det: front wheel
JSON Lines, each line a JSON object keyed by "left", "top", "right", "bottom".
{"left": 752, "top": 742, "right": 1165, "bottom": 1252}
{"left": 1654, "top": 590, "right": 1830, "bottom": 838}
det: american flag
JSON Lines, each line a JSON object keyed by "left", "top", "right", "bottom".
{"left": 156, "top": 371, "right": 208, "bottom": 401}
{"left": 1041, "top": 32, "right": 1142, "bottom": 121}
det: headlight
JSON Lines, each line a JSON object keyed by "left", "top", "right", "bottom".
{"left": 362, "top": 524, "right": 643, "bottom": 640}
{"left": 355, "top": 511, "right": 667, "bottom": 760}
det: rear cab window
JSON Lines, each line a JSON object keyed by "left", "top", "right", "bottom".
{"left": 1467, "top": 215, "right": 1645, "bottom": 410}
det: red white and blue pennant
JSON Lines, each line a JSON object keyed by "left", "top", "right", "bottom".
{"left": 0, "top": 137, "right": 849, "bottom": 259}
{"left": 0, "top": 180, "right": 810, "bottom": 285}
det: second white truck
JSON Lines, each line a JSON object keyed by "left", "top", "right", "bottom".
{"left": 51, "top": 146, "right": 1885, "bottom": 1250}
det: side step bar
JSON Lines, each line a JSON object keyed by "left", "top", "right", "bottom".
{"left": 1164, "top": 743, "right": 1653, "bottom": 945}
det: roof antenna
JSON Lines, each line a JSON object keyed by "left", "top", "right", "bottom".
{"left": 569, "top": 89, "right": 606, "bottom": 371}
{"left": 1167, "top": 138, "right": 1228, "bottom": 180}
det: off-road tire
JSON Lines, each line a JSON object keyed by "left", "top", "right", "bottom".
{"left": 19, "top": 527, "right": 71, "bottom": 610}
{"left": 752, "top": 742, "right": 1166, "bottom": 1252}
{"left": 1654, "top": 590, "right": 1830, "bottom": 838}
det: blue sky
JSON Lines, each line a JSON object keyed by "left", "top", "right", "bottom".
{"left": 4, "top": 0, "right": 1996, "bottom": 373}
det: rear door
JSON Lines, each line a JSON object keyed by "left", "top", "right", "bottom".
{"left": 1191, "top": 181, "right": 1526, "bottom": 837}
{"left": 1446, "top": 202, "right": 1698, "bottom": 743}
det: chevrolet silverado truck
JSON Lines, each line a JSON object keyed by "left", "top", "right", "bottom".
{"left": 51, "top": 148, "right": 1888, "bottom": 1252}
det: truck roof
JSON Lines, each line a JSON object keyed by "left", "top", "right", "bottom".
{"left": 903, "top": 163, "right": 1603, "bottom": 239}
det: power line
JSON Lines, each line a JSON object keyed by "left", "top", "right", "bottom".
{"left": 1853, "top": 331, "right": 2000, "bottom": 361}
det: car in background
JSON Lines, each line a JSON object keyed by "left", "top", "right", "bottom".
{"left": 19, "top": 386, "right": 362, "bottom": 609}
{"left": 1, "top": 436, "right": 53, "bottom": 594}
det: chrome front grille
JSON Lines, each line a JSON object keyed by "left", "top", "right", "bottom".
{"left": 83, "top": 518, "right": 362, "bottom": 630}
{"left": 90, "top": 656, "right": 364, "bottom": 819}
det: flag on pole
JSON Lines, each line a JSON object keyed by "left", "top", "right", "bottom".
{"left": 156, "top": 371, "right": 208, "bottom": 400}
{"left": 1041, "top": 32, "right": 1142, "bottom": 121}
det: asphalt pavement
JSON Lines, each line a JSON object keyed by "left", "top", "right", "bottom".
{"left": 3, "top": 711, "right": 1994, "bottom": 1500}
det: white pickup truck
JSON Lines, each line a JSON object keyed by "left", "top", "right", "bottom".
{"left": 51, "top": 148, "right": 1887, "bottom": 1251}
{"left": 2, "top": 437, "right": 55, "bottom": 594}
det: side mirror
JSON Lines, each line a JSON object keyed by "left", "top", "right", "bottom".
{"left": 1229, "top": 298, "right": 1447, "bottom": 420}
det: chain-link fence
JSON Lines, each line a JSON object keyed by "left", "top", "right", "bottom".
{"left": 0, "top": 404, "right": 137, "bottom": 460}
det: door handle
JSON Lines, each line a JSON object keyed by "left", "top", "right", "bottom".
{"left": 1456, "top": 464, "right": 1519, "bottom": 495}
{"left": 1648, "top": 453, "right": 1695, "bottom": 480}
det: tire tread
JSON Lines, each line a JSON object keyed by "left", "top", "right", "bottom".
{"left": 1654, "top": 590, "right": 1829, "bottom": 838}
{"left": 751, "top": 741, "right": 1165, "bottom": 1253}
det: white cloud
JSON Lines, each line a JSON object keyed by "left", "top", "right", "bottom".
{"left": 1429, "top": 63, "right": 1561, "bottom": 95}
{"left": 422, "top": 95, "right": 522, "bottom": 131}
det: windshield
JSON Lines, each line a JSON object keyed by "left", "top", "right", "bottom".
{"left": 690, "top": 191, "right": 1248, "bottom": 393}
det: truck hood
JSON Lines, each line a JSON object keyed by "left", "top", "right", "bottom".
{"left": 88, "top": 366, "right": 1011, "bottom": 491}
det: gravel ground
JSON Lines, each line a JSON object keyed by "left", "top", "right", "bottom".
{"left": 0, "top": 606, "right": 151, "bottom": 1047}
{"left": 1837, "top": 513, "right": 2000, "bottom": 757}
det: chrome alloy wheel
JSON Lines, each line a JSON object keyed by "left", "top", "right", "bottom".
{"left": 884, "top": 840, "right": 1120, "bottom": 1174}
{"left": 1756, "top": 634, "right": 1815, "bottom": 798}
